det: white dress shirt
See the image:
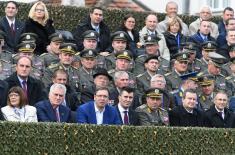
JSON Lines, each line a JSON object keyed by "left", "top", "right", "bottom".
{"left": 118, "top": 104, "right": 129, "bottom": 123}
{"left": 94, "top": 103, "right": 105, "bottom": 125}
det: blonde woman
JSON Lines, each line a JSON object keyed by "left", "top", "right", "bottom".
{"left": 163, "top": 17, "right": 188, "bottom": 58}
{"left": 24, "top": 1, "right": 55, "bottom": 55}
{"left": 1, "top": 86, "right": 38, "bottom": 122}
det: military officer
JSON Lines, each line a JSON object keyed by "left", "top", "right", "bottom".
{"left": 197, "top": 52, "right": 228, "bottom": 92}
{"left": 78, "top": 48, "right": 98, "bottom": 90}
{"left": 134, "top": 35, "right": 169, "bottom": 76}
{"left": 108, "top": 50, "right": 136, "bottom": 89}
{"left": 43, "top": 43, "right": 80, "bottom": 92}
{"left": 222, "top": 44, "right": 235, "bottom": 76}
{"left": 165, "top": 52, "right": 189, "bottom": 91}
{"left": 73, "top": 30, "right": 99, "bottom": 69}
{"left": 0, "top": 30, "right": 12, "bottom": 62}
{"left": 197, "top": 75, "right": 216, "bottom": 111}
{"left": 40, "top": 32, "right": 64, "bottom": 67}
{"left": 135, "top": 88, "right": 169, "bottom": 126}
{"left": 105, "top": 31, "right": 129, "bottom": 71}
{"left": 199, "top": 41, "right": 217, "bottom": 72}
{"left": 225, "top": 57, "right": 235, "bottom": 96}
{"left": 137, "top": 55, "right": 161, "bottom": 94}
{"left": 182, "top": 42, "right": 202, "bottom": 72}
{"left": 19, "top": 32, "right": 38, "bottom": 43}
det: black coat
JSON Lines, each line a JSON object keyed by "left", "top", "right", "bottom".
{"left": 217, "top": 44, "right": 230, "bottom": 59}
{"left": 163, "top": 31, "right": 188, "bottom": 58}
{"left": 24, "top": 18, "right": 55, "bottom": 55}
{"left": 204, "top": 105, "right": 235, "bottom": 128}
{"left": 5, "top": 72, "right": 46, "bottom": 106}
{"left": 0, "top": 80, "right": 8, "bottom": 108}
{"left": 0, "top": 17, "right": 25, "bottom": 53}
{"left": 169, "top": 105, "right": 205, "bottom": 127}
{"left": 116, "top": 105, "right": 140, "bottom": 126}
{"left": 80, "top": 84, "right": 96, "bottom": 104}
{"left": 72, "top": 16, "right": 111, "bottom": 52}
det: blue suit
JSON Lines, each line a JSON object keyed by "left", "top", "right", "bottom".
{"left": 35, "top": 100, "right": 71, "bottom": 122}
{"left": 76, "top": 101, "right": 121, "bottom": 125}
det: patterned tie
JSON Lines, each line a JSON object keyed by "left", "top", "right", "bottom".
{"left": 124, "top": 111, "right": 129, "bottom": 125}
{"left": 22, "top": 80, "right": 27, "bottom": 97}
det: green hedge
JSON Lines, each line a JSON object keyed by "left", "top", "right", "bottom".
{"left": 1, "top": 121, "right": 235, "bottom": 154}
{"left": 0, "top": 2, "right": 221, "bottom": 32}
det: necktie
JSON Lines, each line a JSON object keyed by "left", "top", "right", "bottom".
{"left": 124, "top": 111, "right": 129, "bottom": 125}
{"left": 10, "top": 23, "right": 15, "bottom": 36}
{"left": 219, "top": 112, "right": 224, "bottom": 119}
{"left": 54, "top": 108, "right": 60, "bottom": 122}
{"left": 22, "top": 80, "right": 27, "bottom": 97}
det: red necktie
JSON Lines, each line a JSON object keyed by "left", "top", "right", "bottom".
{"left": 124, "top": 111, "right": 129, "bottom": 125}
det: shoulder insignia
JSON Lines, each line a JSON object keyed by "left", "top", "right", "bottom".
{"left": 108, "top": 69, "right": 115, "bottom": 74}
{"left": 0, "top": 59, "right": 9, "bottom": 63}
{"left": 197, "top": 72, "right": 204, "bottom": 76}
{"left": 137, "top": 73, "right": 144, "bottom": 78}
{"left": 219, "top": 74, "right": 225, "bottom": 77}
{"left": 164, "top": 72, "right": 172, "bottom": 76}
{"left": 71, "top": 65, "right": 79, "bottom": 70}
{"left": 75, "top": 52, "right": 80, "bottom": 56}
{"left": 170, "top": 89, "right": 178, "bottom": 94}
{"left": 137, "top": 55, "right": 146, "bottom": 59}
{"left": 225, "top": 76, "right": 232, "bottom": 80}
{"left": 39, "top": 53, "right": 48, "bottom": 57}
{"left": 158, "top": 107, "right": 167, "bottom": 112}
{"left": 48, "top": 63, "right": 59, "bottom": 69}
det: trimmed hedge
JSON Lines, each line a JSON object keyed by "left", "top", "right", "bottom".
{"left": 1, "top": 121, "right": 235, "bottom": 154}
{"left": 0, "top": 2, "right": 221, "bottom": 32}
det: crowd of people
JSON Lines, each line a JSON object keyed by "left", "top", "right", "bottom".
{"left": 0, "top": 1, "right": 235, "bottom": 128}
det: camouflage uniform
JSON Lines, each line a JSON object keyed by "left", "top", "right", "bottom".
{"left": 0, "top": 60, "right": 13, "bottom": 80}
{"left": 39, "top": 52, "right": 59, "bottom": 67}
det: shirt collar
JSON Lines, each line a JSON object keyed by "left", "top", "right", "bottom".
{"left": 94, "top": 102, "right": 105, "bottom": 113}
{"left": 215, "top": 105, "right": 225, "bottom": 113}
{"left": 17, "top": 76, "right": 27, "bottom": 84}
{"left": 118, "top": 103, "right": 129, "bottom": 113}
{"left": 6, "top": 16, "right": 15, "bottom": 25}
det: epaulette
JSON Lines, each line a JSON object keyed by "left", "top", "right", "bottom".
{"left": 164, "top": 72, "right": 172, "bottom": 76}
{"left": 225, "top": 76, "right": 232, "bottom": 80}
{"left": 197, "top": 72, "right": 204, "bottom": 77}
{"left": 39, "top": 53, "right": 48, "bottom": 57}
{"left": 136, "top": 54, "right": 146, "bottom": 59}
{"left": 12, "top": 54, "right": 18, "bottom": 59}
{"left": 195, "top": 58, "right": 201, "bottom": 63}
{"left": 170, "top": 89, "right": 179, "bottom": 94}
{"left": 136, "top": 73, "right": 144, "bottom": 78}
{"left": 219, "top": 73, "right": 225, "bottom": 77}
{"left": 0, "top": 59, "right": 9, "bottom": 63}
{"left": 48, "top": 63, "right": 59, "bottom": 69}
{"left": 71, "top": 65, "right": 79, "bottom": 70}
{"left": 108, "top": 69, "right": 115, "bottom": 74}
{"left": 158, "top": 107, "right": 167, "bottom": 112}
{"left": 75, "top": 52, "right": 80, "bottom": 56}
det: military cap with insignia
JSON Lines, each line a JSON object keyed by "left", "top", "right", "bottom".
{"left": 60, "top": 43, "right": 77, "bottom": 55}
{"left": 20, "top": 33, "right": 38, "bottom": 43}
{"left": 115, "top": 50, "right": 132, "bottom": 61}
{"left": 144, "top": 55, "right": 159, "bottom": 63}
{"left": 144, "top": 35, "right": 161, "bottom": 45}
{"left": 49, "top": 33, "right": 64, "bottom": 43}
{"left": 180, "top": 72, "right": 198, "bottom": 82}
{"left": 111, "top": 31, "right": 128, "bottom": 41}
{"left": 197, "top": 74, "right": 214, "bottom": 86}
{"left": 201, "top": 41, "right": 217, "bottom": 51}
{"left": 172, "top": 51, "right": 189, "bottom": 61}
{"left": 229, "top": 44, "right": 235, "bottom": 52}
{"left": 82, "top": 30, "right": 99, "bottom": 40}
{"left": 80, "top": 49, "right": 98, "bottom": 58}
{"left": 208, "top": 52, "right": 227, "bottom": 68}
{"left": 93, "top": 68, "right": 112, "bottom": 81}
{"left": 181, "top": 42, "right": 197, "bottom": 54}
{"left": 17, "top": 42, "right": 36, "bottom": 53}
{"left": 0, "top": 30, "right": 6, "bottom": 40}
{"left": 145, "top": 88, "right": 163, "bottom": 98}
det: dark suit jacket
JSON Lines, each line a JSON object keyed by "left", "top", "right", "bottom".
{"left": 0, "top": 17, "right": 25, "bottom": 52}
{"left": 76, "top": 101, "right": 121, "bottom": 125}
{"left": 0, "top": 80, "right": 8, "bottom": 108}
{"left": 204, "top": 105, "right": 235, "bottom": 128}
{"left": 35, "top": 100, "right": 71, "bottom": 122}
{"left": 5, "top": 72, "right": 46, "bottom": 106}
{"left": 169, "top": 105, "right": 205, "bottom": 127}
{"left": 116, "top": 105, "right": 140, "bottom": 126}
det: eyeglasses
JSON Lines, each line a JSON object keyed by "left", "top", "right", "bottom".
{"left": 9, "top": 93, "right": 20, "bottom": 97}
{"left": 35, "top": 9, "right": 45, "bottom": 12}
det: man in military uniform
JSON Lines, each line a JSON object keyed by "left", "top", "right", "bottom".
{"left": 199, "top": 41, "right": 217, "bottom": 72}
{"left": 73, "top": 30, "right": 99, "bottom": 69}
{"left": 182, "top": 42, "right": 202, "bottom": 72}
{"left": 108, "top": 50, "right": 136, "bottom": 89}
{"left": 78, "top": 48, "right": 98, "bottom": 90}
{"left": 40, "top": 32, "right": 64, "bottom": 67}
{"left": 104, "top": 31, "right": 129, "bottom": 70}
{"left": 225, "top": 57, "right": 235, "bottom": 96}
{"left": 222, "top": 44, "right": 235, "bottom": 76}
{"left": 135, "top": 88, "right": 169, "bottom": 126}
{"left": 12, "top": 42, "right": 44, "bottom": 80}
{"left": 172, "top": 72, "right": 199, "bottom": 106}
{"left": 134, "top": 35, "right": 169, "bottom": 76}
{"left": 43, "top": 43, "right": 80, "bottom": 92}
{"left": 197, "top": 75, "right": 216, "bottom": 111}
{"left": 165, "top": 52, "right": 189, "bottom": 91}
{"left": 137, "top": 55, "right": 160, "bottom": 94}
{"left": 197, "top": 52, "right": 228, "bottom": 92}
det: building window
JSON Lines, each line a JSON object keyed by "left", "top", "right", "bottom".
{"left": 208, "top": 0, "right": 230, "bottom": 10}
